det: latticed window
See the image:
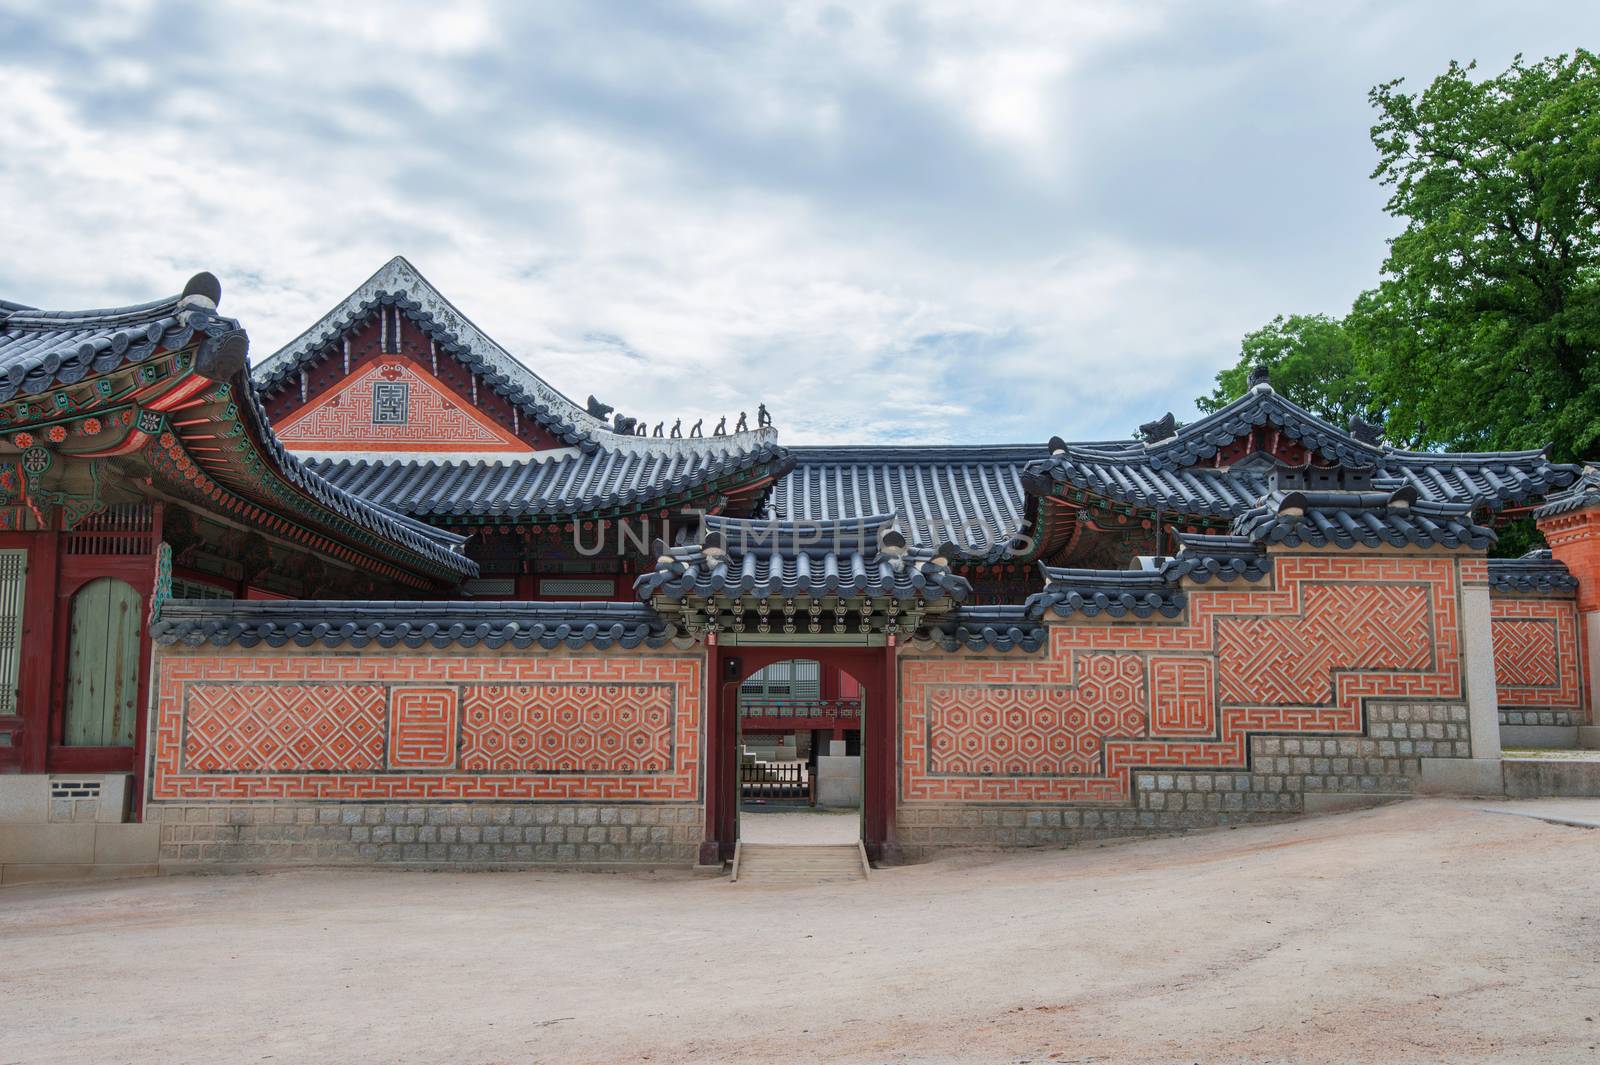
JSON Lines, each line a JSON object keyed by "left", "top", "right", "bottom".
{"left": 172, "top": 577, "right": 232, "bottom": 600}
{"left": 739, "top": 660, "right": 821, "bottom": 700}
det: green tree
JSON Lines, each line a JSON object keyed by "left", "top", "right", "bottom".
{"left": 1197, "top": 312, "right": 1378, "bottom": 425}
{"left": 1364, "top": 51, "right": 1600, "bottom": 461}
{"left": 1201, "top": 52, "right": 1600, "bottom": 462}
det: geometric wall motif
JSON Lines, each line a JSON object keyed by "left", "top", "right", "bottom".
{"left": 390, "top": 687, "right": 459, "bottom": 769}
{"left": 184, "top": 683, "right": 387, "bottom": 773}
{"left": 928, "top": 654, "right": 1146, "bottom": 777}
{"left": 151, "top": 655, "right": 702, "bottom": 802}
{"left": 274, "top": 357, "right": 533, "bottom": 453}
{"left": 903, "top": 555, "right": 1465, "bottom": 805}
{"left": 1215, "top": 583, "right": 1432, "bottom": 706}
{"left": 458, "top": 683, "right": 674, "bottom": 773}
{"left": 1491, "top": 595, "right": 1584, "bottom": 711}
{"left": 1150, "top": 657, "right": 1214, "bottom": 735}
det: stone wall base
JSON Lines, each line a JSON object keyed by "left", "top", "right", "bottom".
{"left": 1499, "top": 724, "right": 1579, "bottom": 749}
{"left": 146, "top": 802, "right": 703, "bottom": 869}
{"left": 890, "top": 702, "right": 1465, "bottom": 862}
{"left": 1499, "top": 709, "right": 1580, "bottom": 727}
{"left": 1502, "top": 758, "right": 1600, "bottom": 798}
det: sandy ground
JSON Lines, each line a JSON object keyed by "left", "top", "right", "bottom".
{"left": 2, "top": 799, "right": 1598, "bottom": 1065}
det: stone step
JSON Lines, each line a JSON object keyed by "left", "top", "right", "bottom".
{"left": 732, "top": 843, "right": 868, "bottom": 884}
{"left": 1502, "top": 750, "right": 1600, "bottom": 797}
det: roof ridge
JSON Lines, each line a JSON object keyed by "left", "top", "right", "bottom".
{"left": 250, "top": 257, "right": 780, "bottom": 455}
{"left": 1, "top": 293, "right": 183, "bottom": 326}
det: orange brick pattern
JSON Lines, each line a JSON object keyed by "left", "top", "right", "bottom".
{"left": 185, "top": 683, "right": 387, "bottom": 772}
{"left": 153, "top": 655, "right": 702, "bottom": 801}
{"left": 389, "top": 688, "right": 458, "bottom": 769}
{"left": 1539, "top": 510, "right": 1600, "bottom": 612}
{"left": 275, "top": 357, "right": 533, "bottom": 453}
{"left": 902, "top": 556, "right": 1464, "bottom": 804}
{"left": 927, "top": 655, "right": 1145, "bottom": 777}
{"left": 457, "top": 683, "right": 674, "bottom": 773}
{"left": 1490, "top": 596, "right": 1583, "bottom": 711}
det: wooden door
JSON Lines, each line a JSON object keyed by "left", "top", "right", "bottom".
{"left": 64, "top": 577, "right": 140, "bottom": 747}
{"left": 0, "top": 548, "right": 26, "bottom": 716}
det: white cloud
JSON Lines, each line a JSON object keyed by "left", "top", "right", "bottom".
{"left": 0, "top": 0, "right": 1592, "bottom": 446}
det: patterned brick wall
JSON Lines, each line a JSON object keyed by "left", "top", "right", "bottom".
{"left": 150, "top": 653, "right": 703, "bottom": 804}
{"left": 274, "top": 357, "right": 535, "bottom": 453}
{"left": 1490, "top": 593, "right": 1586, "bottom": 727}
{"left": 897, "top": 554, "right": 1474, "bottom": 855}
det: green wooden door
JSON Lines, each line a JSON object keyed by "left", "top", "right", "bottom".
{"left": 0, "top": 549, "right": 27, "bottom": 716}
{"left": 64, "top": 578, "right": 141, "bottom": 747}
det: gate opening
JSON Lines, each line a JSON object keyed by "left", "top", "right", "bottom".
{"left": 737, "top": 658, "right": 863, "bottom": 846}
{"left": 707, "top": 643, "right": 895, "bottom": 865}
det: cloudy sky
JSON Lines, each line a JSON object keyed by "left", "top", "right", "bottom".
{"left": 0, "top": 2, "right": 1592, "bottom": 444}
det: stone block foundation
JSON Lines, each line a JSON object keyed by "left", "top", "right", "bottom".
{"left": 891, "top": 702, "right": 1469, "bottom": 861}
{"left": 147, "top": 802, "right": 704, "bottom": 869}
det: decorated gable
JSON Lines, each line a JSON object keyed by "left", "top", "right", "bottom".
{"left": 274, "top": 357, "right": 534, "bottom": 453}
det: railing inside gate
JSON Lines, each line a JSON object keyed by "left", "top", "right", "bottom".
{"left": 740, "top": 761, "right": 814, "bottom": 804}
{"left": 737, "top": 697, "right": 862, "bottom": 720}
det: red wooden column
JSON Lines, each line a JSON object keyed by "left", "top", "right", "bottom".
{"left": 0, "top": 527, "right": 61, "bottom": 773}
{"left": 702, "top": 642, "right": 739, "bottom": 865}
{"left": 862, "top": 641, "right": 897, "bottom": 862}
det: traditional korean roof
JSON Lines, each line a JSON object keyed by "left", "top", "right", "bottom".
{"left": 1023, "top": 533, "right": 1280, "bottom": 621}
{"left": 306, "top": 437, "right": 791, "bottom": 521}
{"left": 239, "top": 395, "right": 475, "bottom": 574}
{"left": 1025, "top": 562, "right": 1189, "bottom": 620}
{"left": 1162, "top": 534, "right": 1274, "bottom": 582}
{"left": 767, "top": 445, "right": 1043, "bottom": 561}
{"left": 1095, "top": 385, "right": 1387, "bottom": 471}
{"left": 1486, "top": 550, "right": 1579, "bottom": 594}
{"left": 0, "top": 282, "right": 236, "bottom": 401}
{"left": 927, "top": 605, "right": 1046, "bottom": 653}
{"left": 151, "top": 599, "right": 669, "bottom": 649}
{"left": 1534, "top": 464, "right": 1600, "bottom": 519}
{"left": 252, "top": 256, "right": 780, "bottom": 458}
{"left": 0, "top": 274, "right": 475, "bottom": 586}
{"left": 637, "top": 514, "right": 970, "bottom": 604}
{"left": 1028, "top": 384, "right": 1579, "bottom": 520}
{"left": 1230, "top": 487, "right": 1496, "bottom": 551}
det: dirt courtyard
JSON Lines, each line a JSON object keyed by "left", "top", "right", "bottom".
{"left": 2, "top": 799, "right": 1597, "bottom": 1065}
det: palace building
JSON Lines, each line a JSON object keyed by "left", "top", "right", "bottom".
{"left": 1, "top": 257, "right": 1596, "bottom": 880}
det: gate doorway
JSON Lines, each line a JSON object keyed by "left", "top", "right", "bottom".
{"left": 705, "top": 643, "right": 895, "bottom": 865}
{"left": 737, "top": 657, "right": 864, "bottom": 847}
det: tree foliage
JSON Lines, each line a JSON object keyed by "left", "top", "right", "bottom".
{"left": 1365, "top": 51, "right": 1600, "bottom": 460}
{"left": 1197, "top": 313, "right": 1378, "bottom": 426}
{"left": 1202, "top": 51, "right": 1600, "bottom": 462}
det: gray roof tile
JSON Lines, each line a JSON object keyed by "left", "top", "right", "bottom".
{"left": 0, "top": 287, "right": 235, "bottom": 401}
{"left": 928, "top": 605, "right": 1046, "bottom": 652}
{"left": 152, "top": 599, "right": 667, "bottom": 648}
{"left": 1230, "top": 487, "right": 1496, "bottom": 550}
{"left": 1031, "top": 386, "right": 1578, "bottom": 518}
{"left": 309, "top": 439, "right": 791, "bottom": 519}
{"left": 1534, "top": 464, "right": 1600, "bottom": 519}
{"left": 1487, "top": 549, "right": 1579, "bottom": 594}
{"left": 767, "top": 445, "right": 1042, "bottom": 561}
{"left": 1026, "top": 564, "right": 1189, "bottom": 620}
{"left": 636, "top": 514, "right": 971, "bottom": 604}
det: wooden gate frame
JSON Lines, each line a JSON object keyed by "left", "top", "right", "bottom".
{"left": 705, "top": 643, "right": 896, "bottom": 864}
